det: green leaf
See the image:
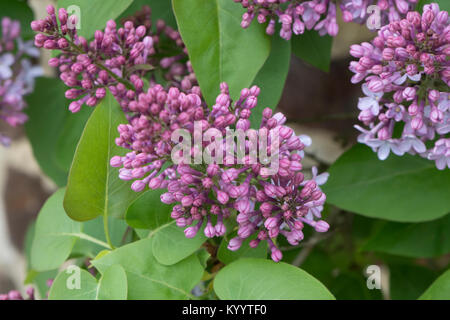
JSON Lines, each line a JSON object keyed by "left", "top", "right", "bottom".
{"left": 48, "top": 265, "right": 127, "bottom": 300}
{"left": 0, "top": 0, "right": 34, "bottom": 39}
{"left": 24, "top": 222, "right": 57, "bottom": 298}
{"left": 329, "top": 271, "right": 382, "bottom": 300}
{"left": 217, "top": 232, "right": 267, "bottom": 265}
{"left": 117, "top": 0, "right": 177, "bottom": 28}
{"left": 30, "top": 189, "right": 122, "bottom": 271}
{"left": 71, "top": 216, "right": 128, "bottom": 258}
{"left": 214, "top": 258, "right": 335, "bottom": 299}
{"left": 419, "top": 269, "right": 450, "bottom": 300}
{"left": 31, "top": 189, "right": 82, "bottom": 272}
{"left": 126, "top": 189, "right": 206, "bottom": 265}
{"left": 249, "top": 34, "right": 291, "bottom": 129}
{"left": 361, "top": 213, "right": 450, "bottom": 258}
{"left": 291, "top": 30, "right": 333, "bottom": 72}
{"left": 25, "top": 77, "right": 92, "bottom": 186}
{"left": 417, "top": 0, "right": 450, "bottom": 12}
{"left": 48, "top": 268, "right": 98, "bottom": 300}
{"left": 92, "top": 238, "right": 204, "bottom": 299}
{"left": 58, "top": 0, "right": 134, "bottom": 39}
{"left": 126, "top": 189, "right": 172, "bottom": 229}
{"left": 172, "top": 0, "right": 271, "bottom": 106}
{"left": 390, "top": 264, "right": 437, "bottom": 300}
{"left": 97, "top": 265, "right": 128, "bottom": 300}
{"left": 152, "top": 223, "right": 206, "bottom": 265}
{"left": 323, "top": 144, "right": 450, "bottom": 222}
{"left": 64, "top": 93, "right": 140, "bottom": 221}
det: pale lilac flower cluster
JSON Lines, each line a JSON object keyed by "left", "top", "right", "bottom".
{"left": 350, "top": 3, "right": 450, "bottom": 170}
{"left": 110, "top": 82, "right": 329, "bottom": 261}
{"left": 0, "top": 287, "right": 35, "bottom": 300}
{"left": 234, "top": 0, "right": 418, "bottom": 39}
{"left": 32, "top": 5, "right": 195, "bottom": 113}
{"left": 0, "top": 17, "right": 42, "bottom": 146}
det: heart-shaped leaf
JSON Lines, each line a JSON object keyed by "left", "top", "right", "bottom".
{"left": 214, "top": 258, "right": 335, "bottom": 299}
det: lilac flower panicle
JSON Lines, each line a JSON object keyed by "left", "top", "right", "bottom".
{"left": 0, "top": 17, "right": 42, "bottom": 145}
{"left": 32, "top": 5, "right": 196, "bottom": 113}
{"left": 111, "top": 82, "right": 330, "bottom": 262}
{"left": 350, "top": 3, "right": 450, "bottom": 169}
{"left": 0, "top": 287, "right": 35, "bottom": 300}
{"left": 234, "top": 0, "right": 418, "bottom": 39}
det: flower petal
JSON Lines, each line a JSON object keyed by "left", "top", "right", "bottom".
{"left": 377, "top": 143, "right": 390, "bottom": 160}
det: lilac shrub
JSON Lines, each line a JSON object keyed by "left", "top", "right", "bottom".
{"left": 33, "top": 5, "right": 330, "bottom": 262}
{"left": 0, "top": 17, "right": 42, "bottom": 146}
{"left": 110, "top": 82, "right": 330, "bottom": 262}
{"left": 32, "top": 5, "right": 195, "bottom": 113}
{"left": 350, "top": 3, "right": 450, "bottom": 169}
{"left": 234, "top": 0, "right": 418, "bottom": 39}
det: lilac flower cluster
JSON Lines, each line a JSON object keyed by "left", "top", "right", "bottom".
{"left": 0, "top": 17, "right": 42, "bottom": 146}
{"left": 0, "top": 287, "right": 35, "bottom": 300}
{"left": 32, "top": 5, "right": 195, "bottom": 113}
{"left": 350, "top": 3, "right": 449, "bottom": 169}
{"left": 234, "top": 0, "right": 418, "bottom": 39}
{"left": 110, "top": 82, "right": 329, "bottom": 261}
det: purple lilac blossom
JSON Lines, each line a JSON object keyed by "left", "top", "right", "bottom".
{"left": 110, "top": 82, "right": 330, "bottom": 262}
{"left": 31, "top": 5, "right": 196, "bottom": 113}
{"left": 350, "top": 3, "right": 449, "bottom": 169}
{"left": 234, "top": 0, "right": 418, "bottom": 39}
{"left": 0, "top": 287, "right": 35, "bottom": 300}
{"left": 0, "top": 17, "right": 42, "bottom": 146}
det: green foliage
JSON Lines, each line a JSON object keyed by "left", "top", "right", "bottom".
{"left": 30, "top": 189, "right": 128, "bottom": 272}
{"left": 419, "top": 269, "right": 450, "bottom": 300}
{"left": 117, "top": 0, "right": 176, "bottom": 28}
{"left": 18, "top": 0, "right": 450, "bottom": 301}
{"left": 217, "top": 233, "right": 267, "bottom": 265}
{"left": 417, "top": 0, "right": 450, "bottom": 12}
{"left": 362, "top": 214, "right": 450, "bottom": 258}
{"left": 92, "top": 238, "right": 204, "bottom": 299}
{"left": 291, "top": 30, "right": 333, "bottom": 72}
{"left": 172, "top": 0, "right": 271, "bottom": 106}
{"left": 126, "top": 189, "right": 172, "bottom": 229}
{"left": 249, "top": 34, "right": 291, "bottom": 128}
{"left": 390, "top": 264, "right": 437, "bottom": 300}
{"left": 96, "top": 265, "right": 128, "bottom": 300}
{"left": 25, "top": 77, "right": 92, "bottom": 186}
{"left": 64, "top": 93, "right": 140, "bottom": 221}
{"left": 324, "top": 144, "right": 450, "bottom": 222}
{"left": 31, "top": 189, "right": 82, "bottom": 272}
{"left": 48, "top": 265, "right": 127, "bottom": 300}
{"left": 214, "top": 258, "right": 335, "bottom": 299}
{"left": 126, "top": 189, "right": 206, "bottom": 265}
{"left": 0, "top": 0, "right": 34, "bottom": 39}
{"left": 24, "top": 222, "right": 57, "bottom": 298}
{"left": 152, "top": 224, "right": 206, "bottom": 265}
{"left": 48, "top": 268, "right": 98, "bottom": 300}
{"left": 57, "top": 0, "right": 134, "bottom": 39}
